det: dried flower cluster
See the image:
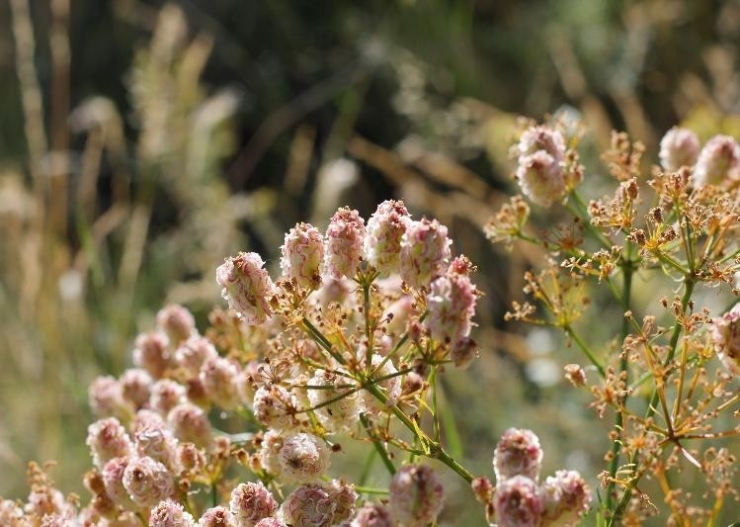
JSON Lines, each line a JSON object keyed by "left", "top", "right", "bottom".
{"left": 488, "top": 120, "right": 740, "bottom": 523}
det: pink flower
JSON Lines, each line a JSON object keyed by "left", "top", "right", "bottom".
{"left": 364, "top": 200, "right": 411, "bottom": 275}
{"left": 281, "top": 222, "right": 324, "bottom": 290}
{"left": 693, "top": 135, "right": 740, "bottom": 187}
{"left": 711, "top": 303, "right": 740, "bottom": 375}
{"left": 399, "top": 218, "right": 451, "bottom": 289}
{"left": 493, "top": 428, "right": 543, "bottom": 483}
{"left": 167, "top": 403, "right": 213, "bottom": 449}
{"left": 279, "top": 483, "right": 335, "bottom": 527}
{"left": 122, "top": 456, "right": 175, "bottom": 509}
{"left": 156, "top": 304, "right": 196, "bottom": 345}
{"left": 88, "top": 376, "right": 134, "bottom": 420}
{"left": 252, "top": 385, "right": 303, "bottom": 432}
{"left": 86, "top": 418, "right": 133, "bottom": 469}
{"left": 229, "top": 481, "right": 278, "bottom": 526}
{"left": 101, "top": 457, "right": 134, "bottom": 508}
{"left": 541, "top": 470, "right": 591, "bottom": 525}
{"left": 174, "top": 336, "right": 218, "bottom": 377}
{"left": 216, "top": 252, "right": 275, "bottom": 325}
{"left": 494, "top": 475, "right": 544, "bottom": 527}
{"left": 659, "top": 127, "right": 700, "bottom": 172}
{"left": 133, "top": 332, "right": 172, "bottom": 379}
{"left": 150, "top": 379, "right": 187, "bottom": 416}
{"left": 278, "top": 433, "right": 331, "bottom": 483}
{"left": 149, "top": 500, "right": 196, "bottom": 527}
{"left": 425, "top": 270, "right": 478, "bottom": 346}
{"left": 198, "top": 506, "right": 237, "bottom": 527}
{"left": 516, "top": 150, "right": 565, "bottom": 207}
{"left": 388, "top": 465, "right": 444, "bottom": 527}
{"left": 199, "top": 356, "right": 242, "bottom": 410}
{"left": 324, "top": 207, "right": 366, "bottom": 280}
{"left": 349, "top": 503, "right": 393, "bottom": 527}
{"left": 518, "top": 125, "right": 566, "bottom": 162}
{"left": 119, "top": 368, "right": 153, "bottom": 410}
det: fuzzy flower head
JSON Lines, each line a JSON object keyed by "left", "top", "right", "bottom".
{"left": 349, "top": 503, "right": 393, "bottom": 527}
{"left": 216, "top": 252, "right": 275, "bottom": 325}
{"left": 133, "top": 332, "right": 172, "bottom": 379}
{"left": 399, "top": 218, "right": 451, "bottom": 289}
{"left": 229, "top": 481, "right": 278, "bottom": 527}
{"left": 150, "top": 379, "right": 188, "bottom": 416}
{"left": 494, "top": 475, "right": 544, "bottom": 527}
{"left": 88, "top": 376, "right": 134, "bottom": 421}
{"left": 134, "top": 421, "right": 179, "bottom": 471}
{"left": 167, "top": 403, "right": 214, "bottom": 449}
{"left": 279, "top": 483, "right": 336, "bottom": 527}
{"left": 86, "top": 417, "right": 134, "bottom": 469}
{"left": 324, "top": 207, "right": 366, "bottom": 280}
{"left": 156, "top": 304, "right": 196, "bottom": 345}
{"left": 659, "top": 127, "right": 700, "bottom": 172}
{"left": 364, "top": 200, "right": 411, "bottom": 275}
{"left": 516, "top": 150, "right": 566, "bottom": 207}
{"left": 425, "top": 270, "right": 478, "bottom": 346}
{"left": 278, "top": 433, "right": 331, "bottom": 483}
{"left": 198, "top": 506, "right": 237, "bottom": 527}
{"left": 175, "top": 336, "right": 219, "bottom": 377}
{"left": 101, "top": 457, "right": 135, "bottom": 508}
{"left": 199, "top": 356, "right": 242, "bottom": 410}
{"left": 388, "top": 464, "right": 444, "bottom": 527}
{"left": 306, "top": 369, "right": 362, "bottom": 434}
{"left": 150, "top": 500, "right": 196, "bottom": 527}
{"left": 541, "top": 470, "right": 591, "bottom": 526}
{"left": 252, "top": 385, "right": 304, "bottom": 432}
{"left": 711, "top": 303, "right": 740, "bottom": 375}
{"left": 280, "top": 222, "right": 324, "bottom": 290}
{"left": 518, "top": 125, "right": 566, "bottom": 162}
{"left": 119, "top": 368, "right": 153, "bottom": 410}
{"left": 122, "top": 456, "right": 175, "bottom": 509}
{"left": 693, "top": 134, "right": 740, "bottom": 187}
{"left": 493, "top": 428, "right": 544, "bottom": 482}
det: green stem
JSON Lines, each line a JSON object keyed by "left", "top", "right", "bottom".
{"left": 564, "top": 325, "right": 606, "bottom": 378}
{"left": 360, "top": 413, "right": 396, "bottom": 476}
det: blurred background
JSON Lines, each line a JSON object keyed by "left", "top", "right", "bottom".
{"left": 1, "top": 0, "right": 740, "bottom": 521}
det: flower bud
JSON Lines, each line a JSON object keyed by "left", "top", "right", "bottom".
{"left": 257, "top": 429, "right": 284, "bottom": 477}
{"left": 281, "top": 222, "right": 324, "bottom": 290}
{"left": 101, "top": 457, "right": 134, "bottom": 508}
{"left": 278, "top": 433, "right": 331, "bottom": 483}
{"left": 324, "top": 207, "right": 366, "bottom": 280}
{"left": 494, "top": 475, "right": 544, "bottom": 527}
{"left": 711, "top": 302, "right": 740, "bottom": 375}
{"left": 198, "top": 506, "right": 237, "bottom": 527}
{"left": 388, "top": 465, "right": 444, "bottom": 527}
{"left": 400, "top": 218, "right": 451, "bottom": 289}
{"left": 516, "top": 151, "right": 565, "bottom": 207}
{"left": 216, "top": 252, "right": 275, "bottom": 325}
{"left": 133, "top": 421, "right": 179, "bottom": 472}
{"left": 229, "top": 481, "right": 278, "bottom": 526}
{"left": 133, "top": 332, "right": 172, "bottom": 379}
{"left": 541, "top": 470, "right": 591, "bottom": 525}
{"left": 119, "top": 368, "right": 153, "bottom": 410}
{"left": 176, "top": 443, "right": 206, "bottom": 478}
{"left": 150, "top": 379, "right": 188, "bottom": 416}
{"left": 150, "top": 499, "right": 196, "bottom": 527}
{"left": 279, "top": 483, "right": 335, "bottom": 527}
{"left": 328, "top": 479, "right": 357, "bottom": 524}
{"left": 156, "top": 304, "right": 196, "bottom": 345}
{"left": 88, "top": 376, "right": 134, "bottom": 421}
{"left": 659, "top": 127, "right": 700, "bottom": 172}
{"left": 167, "top": 403, "right": 213, "bottom": 449}
{"left": 200, "top": 356, "right": 241, "bottom": 410}
{"left": 87, "top": 417, "right": 134, "bottom": 469}
{"left": 693, "top": 134, "right": 740, "bottom": 187}
{"left": 175, "top": 336, "right": 218, "bottom": 377}
{"left": 364, "top": 200, "right": 411, "bottom": 275}
{"left": 493, "top": 428, "right": 544, "bottom": 483}
{"left": 122, "top": 456, "right": 175, "bottom": 509}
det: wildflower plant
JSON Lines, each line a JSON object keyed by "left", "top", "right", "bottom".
{"left": 487, "top": 117, "right": 740, "bottom": 524}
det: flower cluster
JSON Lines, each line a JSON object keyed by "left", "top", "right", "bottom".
{"left": 1, "top": 200, "right": 492, "bottom": 525}
{"left": 475, "top": 428, "right": 591, "bottom": 527}
{"left": 488, "top": 119, "right": 740, "bottom": 523}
